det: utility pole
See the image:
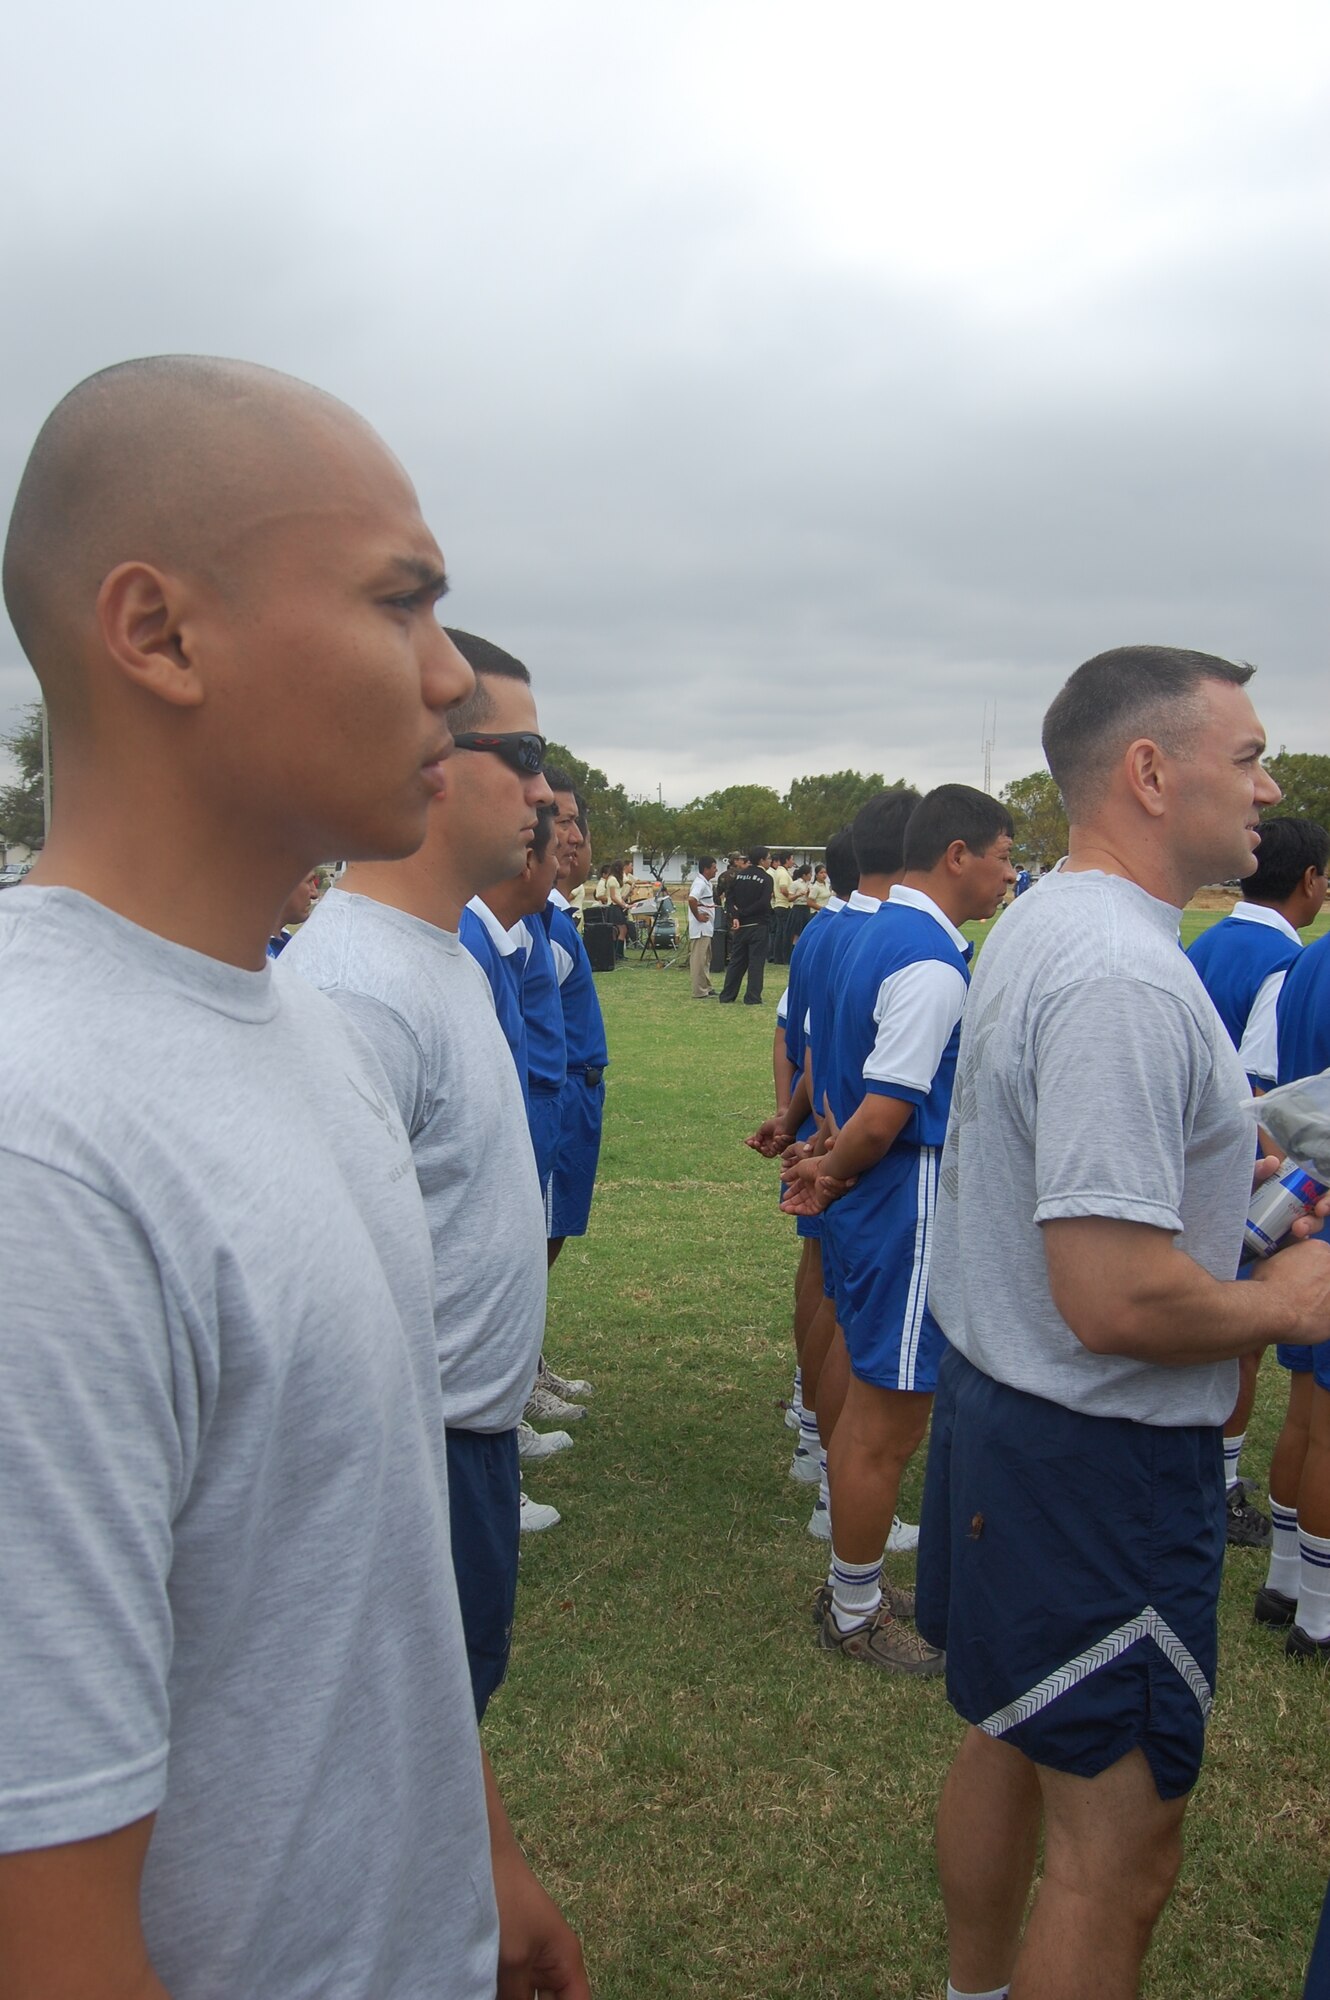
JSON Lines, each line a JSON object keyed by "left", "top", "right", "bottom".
{"left": 981, "top": 700, "right": 996, "bottom": 796}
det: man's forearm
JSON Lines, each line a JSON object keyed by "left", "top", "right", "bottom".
{"left": 1045, "top": 1219, "right": 1330, "bottom": 1364}
{"left": 819, "top": 1095, "right": 914, "bottom": 1182}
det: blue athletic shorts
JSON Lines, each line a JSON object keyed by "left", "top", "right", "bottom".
{"left": 821, "top": 1225, "right": 841, "bottom": 1303}
{"left": 778, "top": 1176, "right": 824, "bottom": 1238}
{"left": 444, "top": 1426, "right": 520, "bottom": 1721}
{"left": 1314, "top": 1344, "right": 1330, "bottom": 1393}
{"left": 916, "top": 1346, "right": 1222, "bottom": 1801}
{"left": 528, "top": 1088, "right": 562, "bottom": 1202}
{"left": 1279, "top": 1343, "right": 1315, "bottom": 1373}
{"left": 547, "top": 1068, "right": 605, "bottom": 1238}
{"left": 824, "top": 1148, "right": 944, "bottom": 1393}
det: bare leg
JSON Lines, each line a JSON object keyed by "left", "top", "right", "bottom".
{"left": 546, "top": 1237, "right": 565, "bottom": 1271}
{"left": 1297, "top": 1381, "right": 1330, "bottom": 1539}
{"left": 801, "top": 1294, "right": 836, "bottom": 1413}
{"left": 1223, "top": 1347, "right": 1262, "bottom": 1444}
{"left": 825, "top": 1375, "right": 931, "bottom": 1565}
{"left": 1012, "top": 1749, "right": 1186, "bottom": 2000}
{"left": 792, "top": 1240, "right": 819, "bottom": 1358}
{"left": 936, "top": 1728, "right": 1041, "bottom": 1994}
{"left": 816, "top": 1324, "right": 851, "bottom": 1451}
{"left": 1271, "top": 1370, "right": 1314, "bottom": 1509}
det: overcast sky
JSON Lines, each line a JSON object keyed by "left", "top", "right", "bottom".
{"left": 2, "top": 0, "right": 1327, "bottom": 805}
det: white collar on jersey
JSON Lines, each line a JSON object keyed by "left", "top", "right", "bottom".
{"left": 847, "top": 890, "right": 881, "bottom": 912}
{"left": 1228, "top": 901, "right": 1301, "bottom": 944}
{"left": 464, "top": 894, "right": 522, "bottom": 957}
{"left": 887, "top": 882, "right": 970, "bottom": 953}
{"left": 549, "top": 888, "right": 572, "bottom": 912}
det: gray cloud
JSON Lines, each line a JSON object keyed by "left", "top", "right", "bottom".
{"left": 2, "top": 3, "right": 1326, "bottom": 807}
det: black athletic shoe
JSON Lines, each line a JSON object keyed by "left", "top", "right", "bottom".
{"left": 1285, "top": 1623, "right": 1330, "bottom": 1664}
{"left": 1225, "top": 1479, "right": 1272, "bottom": 1548}
{"left": 1253, "top": 1585, "right": 1297, "bottom": 1627}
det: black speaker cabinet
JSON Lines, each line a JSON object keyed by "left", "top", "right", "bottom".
{"left": 585, "top": 922, "right": 616, "bottom": 972}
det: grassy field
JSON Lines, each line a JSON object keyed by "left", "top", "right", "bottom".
{"left": 486, "top": 907, "right": 1330, "bottom": 2000}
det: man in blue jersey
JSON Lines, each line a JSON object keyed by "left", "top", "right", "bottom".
{"left": 478, "top": 805, "right": 566, "bottom": 1200}
{"left": 1187, "top": 817, "right": 1330, "bottom": 1545}
{"left": 784, "top": 787, "right": 1015, "bottom": 1674}
{"left": 545, "top": 769, "right": 610, "bottom": 1273}
{"left": 749, "top": 824, "right": 860, "bottom": 1525}
{"left": 1267, "top": 931, "right": 1330, "bottom": 1662}
{"left": 919, "top": 647, "right": 1330, "bottom": 2000}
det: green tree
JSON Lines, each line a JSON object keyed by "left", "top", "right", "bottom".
{"left": 1265, "top": 751, "right": 1330, "bottom": 829}
{"left": 0, "top": 704, "right": 45, "bottom": 852}
{"left": 542, "top": 741, "right": 635, "bottom": 861}
{"left": 1000, "top": 770, "right": 1067, "bottom": 869}
{"left": 677, "top": 784, "right": 789, "bottom": 857}
{"left": 781, "top": 770, "right": 887, "bottom": 843}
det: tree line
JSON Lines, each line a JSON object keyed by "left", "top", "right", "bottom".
{"left": 4, "top": 702, "right": 1328, "bottom": 872}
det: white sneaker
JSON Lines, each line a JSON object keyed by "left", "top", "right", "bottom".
{"left": 525, "top": 1382, "right": 587, "bottom": 1423}
{"left": 541, "top": 1360, "right": 594, "bottom": 1400}
{"left": 784, "top": 1402, "right": 801, "bottom": 1431}
{"left": 807, "top": 1494, "right": 831, "bottom": 1541}
{"left": 886, "top": 1515, "right": 920, "bottom": 1552}
{"left": 788, "top": 1442, "right": 821, "bottom": 1484}
{"left": 517, "top": 1421, "right": 574, "bottom": 1460}
{"left": 519, "top": 1491, "right": 561, "bottom": 1533}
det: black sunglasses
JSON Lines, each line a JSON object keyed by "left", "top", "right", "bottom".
{"left": 450, "top": 730, "right": 547, "bottom": 776}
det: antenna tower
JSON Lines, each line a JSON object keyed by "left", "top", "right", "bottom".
{"left": 981, "top": 700, "right": 996, "bottom": 795}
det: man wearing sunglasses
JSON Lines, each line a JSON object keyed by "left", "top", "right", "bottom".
{"left": 283, "top": 629, "right": 558, "bottom": 1699}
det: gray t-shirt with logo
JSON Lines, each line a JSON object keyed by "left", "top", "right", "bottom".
{"left": 932, "top": 871, "right": 1251, "bottom": 1425}
{"left": 281, "top": 888, "right": 546, "bottom": 1432}
{"left": 0, "top": 889, "right": 497, "bottom": 1997}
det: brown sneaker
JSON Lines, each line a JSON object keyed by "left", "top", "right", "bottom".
{"left": 819, "top": 1604, "right": 944, "bottom": 1676}
{"left": 811, "top": 1579, "right": 916, "bottom": 1627}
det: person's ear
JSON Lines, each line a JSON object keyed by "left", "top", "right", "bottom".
{"left": 1123, "top": 738, "right": 1167, "bottom": 819}
{"left": 96, "top": 562, "right": 207, "bottom": 709}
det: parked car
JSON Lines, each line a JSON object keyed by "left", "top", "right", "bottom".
{"left": 0, "top": 862, "right": 33, "bottom": 889}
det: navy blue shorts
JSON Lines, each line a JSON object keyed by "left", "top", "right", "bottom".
{"left": 548, "top": 1070, "right": 605, "bottom": 1237}
{"left": 822, "top": 1227, "right": 841, "bottom": 1303}
{"left": 1279, "top": 1343, "right": 1315, "bottom": 1373}
{"left": 1315, "top": 1345, "right": 1330, "bottom": 1393}
{"left": 917, "top": 1347, "right": 1223, "bottom": 1801}
{"left": 528, "top": 1088, "right": 562, "bottom": 1202}
{"left": 445, "top": 1426, "right": 520, "bottom": 1721}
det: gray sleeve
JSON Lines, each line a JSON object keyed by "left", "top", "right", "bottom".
{"left": 1028, "top": 977, "right": 1209, "bottom": 1234}
{"left": 321, "top": 989, "right": 430, "bottom": 1137}
{"left": 0, "top": 1153, "right": 181, "bottom": 1850}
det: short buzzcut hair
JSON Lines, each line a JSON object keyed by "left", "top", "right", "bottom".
{"left": 573, "top": 791, "right": 589, "bottom": 836}
{"left": 747, "top": 844, "right": 770, "bottom": 866}
{"left": 851, "top": 786, "right": 922, "bottom": 878}
{"left": 1243, "top": 817, "right": 1330, "bottom": 905}
{"left": 824, "top": 825, "right": 859, "bottom": 898}
{"left": 903, "top": 785, "right": 1014, "bottom": 871}
{"left": 1042, "top": 645, "right": 1256, "bottom": 819}
{"left": 697, "top": 854, "right": 716, "bottom": 870}
{"left": 544, "top": 764, "right": 576, "bottom": 798}
{"left": 444, "top": 628, "right": 531, "bottom": 734}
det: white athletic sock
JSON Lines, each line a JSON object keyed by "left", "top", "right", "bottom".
{"left": 1223, "top": 1430, "right": 1245, "bottom": 1492}
{"left": 1265, "top": 1500, "right": 1300, "bottom": 1597}
{"left": 947, "top": 1984, "right": 1009, "bottom": 2000}
{"left": 1296, "top": 1526, "right": 1330, "bottom": 1641}
{"left": 798, "top": 1409, "right": 820, "bottom": 1452}
{"left": 791, "top": 1366, "right": 805, "bottom": 1419}
{"left": 830, "top": 1549, "right": 883, "bottom": 1633}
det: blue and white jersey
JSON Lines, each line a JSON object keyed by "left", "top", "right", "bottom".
{"left": 806, "top": 890, "right": 882, "bottom": 1119}
{"left": 459, "top": 896, "right": 528, "bottom": 1105}
{"left": 516, "top": 905, "right": 566, "bottom": 1099}
{"left": 823, "top": 886, "right": 972, "bottom": 1200}
{"left": 782, "top": 894, "right": 847, "bottom": 1142}
{"left": 1186, "top": 902, "right": 1302, "bottom": 1088}
{"left": 549, "top": 891, "right": 608, "bottom": 1073}
{"left": 1277, "top": 932, "right": 1330, "bottom": 1087}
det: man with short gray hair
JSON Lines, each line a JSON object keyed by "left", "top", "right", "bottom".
{"left": 917, "top": 645, "right": 1330, "bottom": 2000}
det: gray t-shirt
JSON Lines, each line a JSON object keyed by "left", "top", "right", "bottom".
{"left": 280, "top": 888, "right": 546, "bottom": 1431}
{"left": 932, "top": 870, "right": 1251, "bottom": 1425}
{"left": 0, "top": 889, "right": 497, "bottom": 1997}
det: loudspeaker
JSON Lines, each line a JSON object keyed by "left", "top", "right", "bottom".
{"left": 585, "top": 923, "right": 616, "bottom": 972}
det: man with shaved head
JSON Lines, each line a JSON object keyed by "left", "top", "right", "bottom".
{"left": 0, "top": 359, "right": 588, "bottom": 2000}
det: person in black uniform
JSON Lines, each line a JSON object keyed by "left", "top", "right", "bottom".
{"left": 718, "top": 845, "right": 774, "bottom": 1005}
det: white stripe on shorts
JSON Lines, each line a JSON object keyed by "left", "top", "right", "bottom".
{"left": 977, "top": 1604, "right": 1213, "bottom": 1739}
{"left": 898, "top": 1145, "right": 938, "bottom": 1390}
